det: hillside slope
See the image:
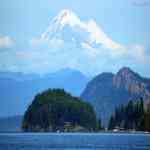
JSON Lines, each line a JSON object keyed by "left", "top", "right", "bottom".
{"left": 81, "top": 67, "right": 150, "bottom": 125}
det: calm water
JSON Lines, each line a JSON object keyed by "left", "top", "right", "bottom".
{"left": 0, "top": 133, "right": 150, "bottom": 150}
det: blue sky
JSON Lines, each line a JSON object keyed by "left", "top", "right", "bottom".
{"left": 0, "top": 0, "right": 150, "bottom": 77}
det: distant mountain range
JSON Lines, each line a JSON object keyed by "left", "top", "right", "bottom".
{"left": 0, "top": 68, "right": 89, "bottom": 117}
{"left": 81, "top": 67, "right": 150, "bottom": 125}
{"left": 1, "top": 67, "right": 150, "bottom": 131}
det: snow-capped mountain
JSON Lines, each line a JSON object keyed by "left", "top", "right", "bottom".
{"left": 31, "top": 9, "right": 122, "bottom": 52}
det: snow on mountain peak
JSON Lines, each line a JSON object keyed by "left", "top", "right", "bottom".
{"left": 50, "top": 9, "right": 82, "bottom": 28}
{"left": 32, "top": 9, "right": 123, "bottom": 54}
{"left": 40, "top": 9, "right": 83, "bottom": 40}
{"left": 58, "top": 9, "right": 82, "bottom": 27}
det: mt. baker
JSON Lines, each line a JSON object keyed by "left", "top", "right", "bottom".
{"left": 31, "top": 9, "right": 122, "bottom": 53}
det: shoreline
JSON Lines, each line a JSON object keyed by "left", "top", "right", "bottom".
{"left": 0, "top": 131, "right": 149, "bottom": 134}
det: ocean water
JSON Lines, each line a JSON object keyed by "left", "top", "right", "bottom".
{"left": 0, "top": 133, "right": 150, "bottom": 150}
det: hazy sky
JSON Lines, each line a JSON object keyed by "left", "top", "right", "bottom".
{"left": 0, "top": 0, "right": 150, "bottom": 76}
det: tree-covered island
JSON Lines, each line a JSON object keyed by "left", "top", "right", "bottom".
{"left": 22, "top": 89, "right": 101, "bottom": 132}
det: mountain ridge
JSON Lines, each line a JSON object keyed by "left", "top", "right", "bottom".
{"left": 81, "top": 67, "right": 150, "bottom": 125}
{"left": 0, "top": 68, "right": 89, "bottom": 117}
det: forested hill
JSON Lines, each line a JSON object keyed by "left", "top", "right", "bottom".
{"left": 22, "top": 89, "right": 100, "bottom": 132}
{"left": 108, "top": 99, "right": 150, "bottom": 132}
